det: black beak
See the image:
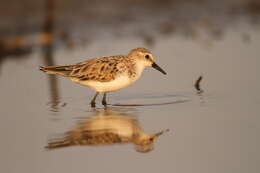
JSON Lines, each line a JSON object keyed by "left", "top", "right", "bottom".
{"left": 154, "top": 129, "right": 170, "bottom": 137}
{"left": 152, "top": 62, "right": 167, "bottom": 75}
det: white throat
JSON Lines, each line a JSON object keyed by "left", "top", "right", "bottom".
{"left": 131, "top": 61, "right": 146, "bottom": 82}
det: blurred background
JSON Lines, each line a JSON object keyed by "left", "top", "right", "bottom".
{"left": 1, "top": 0, "right": 260, "bottom": 57}
{"left": 0, "top": 0, "right": 259, "bottom": 173}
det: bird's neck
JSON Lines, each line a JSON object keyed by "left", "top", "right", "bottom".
{"left": 127, "top": 60, "right": 145, "bottom": 81}
{"left": 133, "top": 132, "right": 151, "bottom": 145}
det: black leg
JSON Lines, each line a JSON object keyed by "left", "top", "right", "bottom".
{"left": 102, "top": 92, "right": 107, "bottom": 106}
{"left": 90, "top": 92, "right": 99, "bottom": 107}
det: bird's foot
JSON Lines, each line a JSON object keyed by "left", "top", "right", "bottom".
{"left": 90, "top": 102, "right": 96, "bottom": 108}
{"left": 102, "top": 100, "right": 107, "bottom": 107}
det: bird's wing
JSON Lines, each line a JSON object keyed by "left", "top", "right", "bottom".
{"left": 69, "top": 56, "right": 127, "bottom": 82}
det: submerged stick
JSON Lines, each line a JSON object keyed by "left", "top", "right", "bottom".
{"left": 194, "top": 76, "right": 203, "bottom": 93}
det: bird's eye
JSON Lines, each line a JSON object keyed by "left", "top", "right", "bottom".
{"left": 145, "top": 55, "right": 150, "bottom": 59}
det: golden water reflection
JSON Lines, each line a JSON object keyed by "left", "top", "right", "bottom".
{"left": 47, "top": 108, "right": 169, "bottom": 153}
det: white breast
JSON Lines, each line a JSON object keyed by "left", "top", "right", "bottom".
{"left": 71, "top": 62, "right": 145, "bottom": 93}
{"left": 77, "top": 74, "right": 131, "bottom": 92}
{"left": 87, "top": 116, "right": 135, "bottom": 137}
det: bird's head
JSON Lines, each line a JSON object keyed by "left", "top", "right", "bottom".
{"left": 128, "top": 48, "right": 167, "bottom": 75}
{"left": 134, "top": 129, "right": 169, "bottom": 153}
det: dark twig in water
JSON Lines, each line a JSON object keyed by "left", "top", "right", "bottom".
{"left": 194, "top": 76, "right": 203, "bottom": 94}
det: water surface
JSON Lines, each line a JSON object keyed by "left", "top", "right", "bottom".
{"left": 0, "top": 1, "right": 260, "bottom": 173}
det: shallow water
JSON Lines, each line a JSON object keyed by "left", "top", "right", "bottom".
{"left": 1, "top": 1, "right": 260, "bottom": 173}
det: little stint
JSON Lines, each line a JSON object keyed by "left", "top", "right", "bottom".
{"left": 40, "top": 48, "right": 167, "bottom": 107}
{"left": 46, "top": 109, "right": 169, "bottom": 152}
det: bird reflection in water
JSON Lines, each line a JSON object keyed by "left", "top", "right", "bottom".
{"left": 46, "top": 108, "right": 169, "bottom": 152}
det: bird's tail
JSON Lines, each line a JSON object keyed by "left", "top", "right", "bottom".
{"left": 39, "top": 65, "right": 74, "bottom": 76}
{"left": 46, "top": 138, "right": 75, "bottom": 150}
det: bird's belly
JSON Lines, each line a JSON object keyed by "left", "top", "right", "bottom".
{"left": 79, "top": 75, "right": 132, "bottom": 92}
{"left": 87, "top": 118, "right": 135, "bottom": 138}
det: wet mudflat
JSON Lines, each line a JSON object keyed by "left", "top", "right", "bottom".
{"left": 0, "top": 0, "right": 260, "bottom": 173}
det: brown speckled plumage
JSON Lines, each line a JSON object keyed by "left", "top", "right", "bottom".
{"left": 40, "top": 55, "right": 137, "bottom": 82}
{"left": 40, "top": 48, "right": 166, "bottom": 107}
{"left": 46, "top": 109, "right": 169, "bottom": 152}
